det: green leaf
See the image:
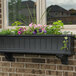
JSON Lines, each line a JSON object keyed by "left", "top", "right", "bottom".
{"left": 64, "top": 37, "right": 68, "bottom": 40}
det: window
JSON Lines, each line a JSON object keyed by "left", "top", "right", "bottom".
{"left": 3, "top": 0, "right": 46, "bottom": 28}
{"left": 46, "top": 0, "right": 76, "bottom": 25}
{"left": 8, "top": 0, "right": 37, "bottom": 26}
{"left": 2, "top": 0, "right": 76, "bottom": 32}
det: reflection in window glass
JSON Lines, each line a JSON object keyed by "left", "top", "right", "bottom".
{"left": 8, "top": 0, "right": 36, "bottom": 26}
{"left": 46, "top": 0, "right": 76, "bottom": 25}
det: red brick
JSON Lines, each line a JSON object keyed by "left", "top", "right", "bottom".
{"left": 57, "top": 65, "right": 73, "bottom": 71}
{"left": 11, "top": 62, "right": 24, "bottom": 68}
{"left": 16, "top": 58, "right": 32, "bottom": 62}
{"left": 2, "top": 68, "right": 15, "bottom": 72}
{"left": 63, "top": 72, "right": 76, "bottom": 76}
{"left": 47, "top": 58, "right": 61, "bottom": 64}
{"left": 0, "top": 62, "right": 10, "bottom": 67}
{"left": 0, "top": 73, "right": 8, "bottom": 76}
{"left": 69, "top": 60, "right": 76, "bottom": 65}
{"left": 26, "top": 63, "right": 40, "bottom": 69}
{"left": 46, "top": 70, "right": 62, "bottom": 76}
{"left": 9, "top": 73, "right": 23, "bottom": 76}
{"left": 16, "top": 68, "right": 45, "bottom": 75}
{"left": 32, "top": 58, "right": 45, "bottom": 63}
{"left": 41, "top": 64, "right": 56, "bottom": 70}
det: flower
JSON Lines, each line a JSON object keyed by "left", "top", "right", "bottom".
{"left": 44, "top": 30, "right": 47, "bottom": 33}
{"left": 44, "top": 25, "right": 47, "bottom": 27}
{"left": 39, "top": 29, "right": 42, "bottom": 32}
{"left": 33, "top": 30, "right": 37, "bottom": 34}
{"left": 34, "top": 24, "right": 37, "bottom": 29}
{"left": 29, "top": 23, "right": 33, "bottom": 27}
{"left": 38, "top": 24, "right": 42, "bottom": 28}
{"left": 42, "top": 28, "right": 45, "bottom": 31}
{"left": 23, "top": 27, "right": 26, "bottom": 31}
{"left": 19, "top": 28, "right": 23, "bottom": 31}
{"left": 18, "top": 31, "right": 21, "bottom": 35}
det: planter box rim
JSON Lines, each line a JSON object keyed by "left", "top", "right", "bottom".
{"left": 0, "top": 34, "right": 74, "bottom": 37}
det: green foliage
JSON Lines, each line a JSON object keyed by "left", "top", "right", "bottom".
{"left": 11, "top": 27, "right": 22, "bottom": 35}
{"left": 12, "top": 21, "right": 23, "bottom": 26}
{"left": 46, "top": 20, "right": 63, "bottom": 35}
{"left": 0, "top": 29, "right": 11, "bottom": 35}
{"left": 61, "top": 37, "right": 68, "bottom": 50}
{"left": 0, "top": 20, "right": 64, "bottom": 35}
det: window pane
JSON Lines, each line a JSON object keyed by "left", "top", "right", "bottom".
{"left": 8, "top": 0, "right": 37, "bottom": 26}
{"left": 46, "top": 0, "right": 76, "bottom": 25}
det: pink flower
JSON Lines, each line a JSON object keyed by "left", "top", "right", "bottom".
{"left": 42, "top": 28, "right": 45, "bottom": 31}
{"left": 29, "top": 23, "right": 33, "bottom": 27}
{"left": 23, "top": 27, "right": 26, "bottom": 31}
{"left": 19, "top": 28, "right": 23, "bottom": 31}
{"left": 44, "top": 25, "right": 47, "bottom": 27}
{"left": 18, "top": 31, "right": 21, "bottom": 35}
{"left": 34, "top": 25, "right": 37, "bottom": 29}
{"left": 38, "top": 24, "right": 42, "bottom": 28}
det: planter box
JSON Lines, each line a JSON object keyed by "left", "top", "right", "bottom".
{"left": 0, "top": 35, "right": 74, "bottom": 64}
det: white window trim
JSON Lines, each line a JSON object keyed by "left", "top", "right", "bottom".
{"left": 3, "top": 0, "right": 44, "bottom": 29}
{"left": 37, "top": 0, "right": 46, "bottom": 25}
{"left": 0, "top": 0, "right": 3, "bottom": 30}
{"left": 2, "top": 0, "right": 76, "bottom": 34}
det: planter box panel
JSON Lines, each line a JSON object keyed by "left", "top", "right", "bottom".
{"left": 0, "top": 36, "right": 74, "bottom": 55}
{"left": 30, "top": 38, "right": 36, "bottom": 50}
{"left": 46, "top": 38, "right": 51, "bottom": 50}
{"left": 51, "top": 37, "right": 59, "bottom": 50}
{"left": 35, "top": 39, "right": 41, "bottom": 50}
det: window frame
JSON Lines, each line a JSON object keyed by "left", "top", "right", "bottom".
{"left": 2, "top": 0, "right": 76, "bottom": 34}
{"left": 0, "top": 0, "right": 3, "bottom": 30}
{"left": 3, "top": 0, "right": 44, "bottom": 29}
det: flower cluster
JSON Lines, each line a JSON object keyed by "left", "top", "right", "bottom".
{"left": 17, "top": 23, "right": 47, "bottom": 35}
{"left": 0, "top": 20, "right": 64, "bottom": 35}
{"left": 29, "top": 23, "right": 47, "bottom": 35}
{"left": 18, "top": 27, "right": 27, "bottom": 35}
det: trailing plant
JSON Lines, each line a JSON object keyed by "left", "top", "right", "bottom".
{"left": 61, "top": 37, "right": 69, "bottom": 50}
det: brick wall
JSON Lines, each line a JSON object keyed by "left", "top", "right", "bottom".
{"left": 0, "top": 49, "right": 76, "bottom": 76}
{"left": 0, "top": 0, "right": 76, "bottom": 76}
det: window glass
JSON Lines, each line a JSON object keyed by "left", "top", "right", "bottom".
{"left": 46, "top": 0, "right": 76, "bottom": 25}
{"left": 8, "top": 0, "right": 37, "bottom": 26}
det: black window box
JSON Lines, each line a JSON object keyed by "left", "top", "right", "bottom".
{"left": 0, "top": 35, "right": 75, "bottom": 64}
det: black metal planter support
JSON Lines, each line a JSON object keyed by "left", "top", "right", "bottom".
{"left": 0, "top": 35, "right": 75, "bottom": 65}
{"left": 56, "top": 54, "right": 68, "bottom": 65}
{"left": 4, "top": 53, "right": 69, "bottom": 65}
{"left": 4, "top": 53, "right": 15, "bottom": 61}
